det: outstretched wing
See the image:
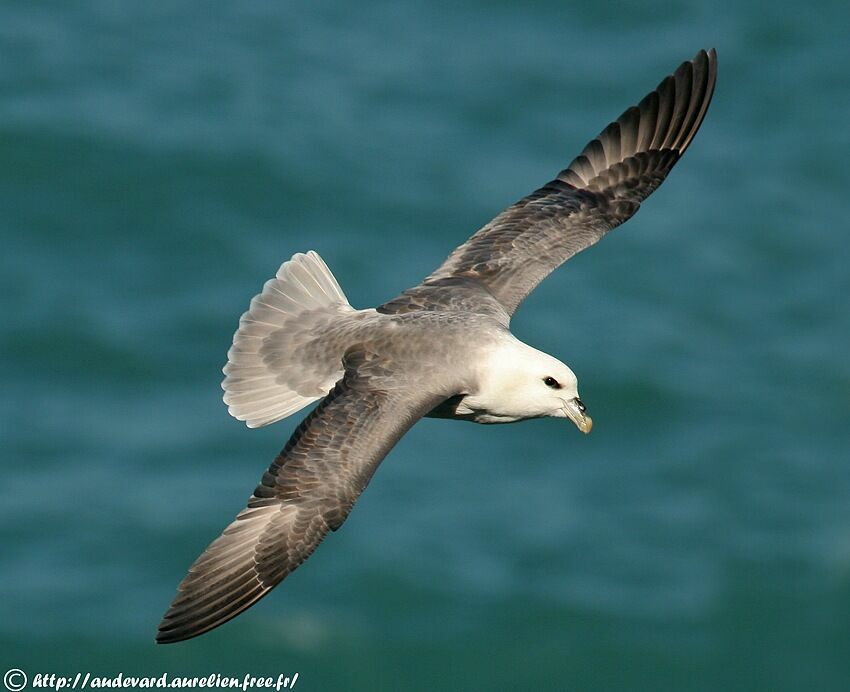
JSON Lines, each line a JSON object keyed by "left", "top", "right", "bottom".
{"left": 157, "top": 350, "right": 445, "bottom": 643}
{"left": 382, "top": 48, "right": 716, "bottom": 318}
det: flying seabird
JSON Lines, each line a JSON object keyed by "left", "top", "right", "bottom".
{"left": 157, "top": 48, "right": 717, "bottom": 643}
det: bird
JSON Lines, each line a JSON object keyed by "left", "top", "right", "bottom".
{"left": 157, "top": 48, "right": 717, "bottom": 643}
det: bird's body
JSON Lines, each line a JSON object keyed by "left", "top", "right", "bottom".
{"left": 157, "top": 48, "right": 717, "bottom": 643}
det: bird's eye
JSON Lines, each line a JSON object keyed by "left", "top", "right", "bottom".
{"left": 543, "top": 376, "right": 561, "bottom": 389}
{"left": 575, "top": 398, "right": 586, "bottom": 413}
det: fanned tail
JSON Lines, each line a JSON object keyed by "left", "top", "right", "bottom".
{"left": 222, "top": 251, "right": 353, "bottom": 428}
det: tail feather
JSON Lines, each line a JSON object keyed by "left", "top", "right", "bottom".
{"left": 222, "top": 251, "right": 352, "bottom": 428}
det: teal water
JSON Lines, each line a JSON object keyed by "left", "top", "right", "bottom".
{"left": 2, "top": 1, "right": 849, "bottom": 690}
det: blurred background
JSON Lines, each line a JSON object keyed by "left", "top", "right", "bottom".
{"left": 1, "top": 1, "right": 848, "bottom": 690}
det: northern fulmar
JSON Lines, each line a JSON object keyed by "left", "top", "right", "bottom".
{"left": 157, "top": 48, "right": 717, "bottom": 643}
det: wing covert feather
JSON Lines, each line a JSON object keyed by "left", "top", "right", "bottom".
{"left": 157, "top": 352, "right": 444, "bottom": 643}
{"left": 382, "top": 49, "right": 716, "bottom": 317}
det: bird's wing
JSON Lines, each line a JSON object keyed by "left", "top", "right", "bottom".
{"left": 385, "top": 48, "right": 716, "bottom": 318}
{"left": 157, "top": 348, "right": 446, "bottom": 643}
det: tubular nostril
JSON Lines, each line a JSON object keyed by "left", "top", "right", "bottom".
{"left": 575, "top": 398, "right": 586, "bottom": 413}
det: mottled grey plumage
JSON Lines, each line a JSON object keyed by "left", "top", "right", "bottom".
{"left": 158, "top": 346, "right": 451, "bottom": 642}
{"left": 157, "top": 49, "right": 717, "bottom": 643}
{"left": 383, "top": 48, "right": 716, "bottom": 317}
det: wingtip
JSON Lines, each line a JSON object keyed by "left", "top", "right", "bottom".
{"left": 155, "top": 608, "right": 187, "bottom": 644}
{"left": 697, "top": 47, "right": 719, "bottom": 81}
{"left": 155, "top": 618, "right": 181, "bottom": 645}
{"left": 154, "top": 628, "right": 174, "bottom": 645}
{"left": 155, "top": 625, "right": 204, "bottom": 645}
{"left": 155, "top": 609, "right": 222, "bottom": 645}
{"left": 692, "top": 47, "right": 717, "bottom": 62}
{"left": 558, "top": 46, "right": 717, "bottom": 195}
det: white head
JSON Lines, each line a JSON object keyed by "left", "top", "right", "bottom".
{"left": 466, "top": 338, "right": 592, "bottom": 432}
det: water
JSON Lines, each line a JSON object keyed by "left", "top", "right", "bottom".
{"left": 2, "top": 1, "right": 849, "bottom": 690}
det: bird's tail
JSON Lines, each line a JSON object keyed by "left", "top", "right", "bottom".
{"left": 222, "top": 251, "right": 353, "bottom": 428}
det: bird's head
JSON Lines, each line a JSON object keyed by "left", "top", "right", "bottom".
{"left": 473, "top": 340, "right": 592, "bottom": 433}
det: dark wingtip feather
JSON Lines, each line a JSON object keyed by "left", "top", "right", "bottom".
{"left": 678, "top": 48, "right": 717, "bottom": 152}
{"left": 156, "top": 585, "right": 272, "bottom": 644}
{"left": 559, "top": 48, "right": 717, "bottom": 191}
{"left": 154, "top": 502, "right": 288, "bottom": 644}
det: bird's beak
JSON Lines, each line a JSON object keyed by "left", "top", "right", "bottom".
{"left": 563, "top": 398, "right": 593, "bottom": 434}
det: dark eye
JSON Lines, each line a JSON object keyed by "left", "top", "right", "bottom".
{"left": 575, "top": 398, "right": 586, "bottom": 413}
{"left": 543, "top": 376, "right": 561, "bottom": 389}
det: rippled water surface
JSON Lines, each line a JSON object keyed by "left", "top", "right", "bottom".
{"left": 2, "top": 1, "right": 849, "bottom": 690}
